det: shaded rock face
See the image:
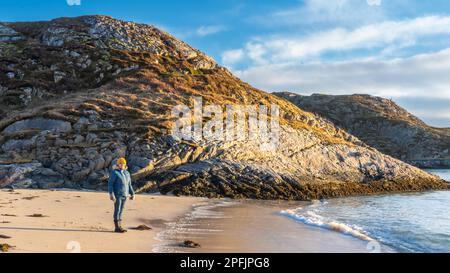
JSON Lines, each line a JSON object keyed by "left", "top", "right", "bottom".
{"left": 0, "top": 16, "right": 447, "bottom": 199}
{"left": 0, "top": 24, "right": 24, "bottom": 42}
{"left": 0, "top": 163, "right": 65, "bottom": 189}
{"left": 275, "top": 92, "right": 450, "bottom": 169}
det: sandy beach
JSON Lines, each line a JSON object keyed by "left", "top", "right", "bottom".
{"left": 0, "top": 189, "right": 204, "bottom": 253}
{"left": 1, "top": 189, "right": 385, "bottom": 253}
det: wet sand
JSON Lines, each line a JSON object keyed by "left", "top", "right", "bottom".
{"left": 155, "top": 200, "right": 384, "bottom": 253}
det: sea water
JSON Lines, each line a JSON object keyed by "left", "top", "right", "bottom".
{"left": 281, "top": 169, "right": 450, "bottom": 253}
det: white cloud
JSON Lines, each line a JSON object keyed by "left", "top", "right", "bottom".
{"left": 222, "top": 42, "right": 268, "bottom": 66}
{"left": 366, "top": 0, "right": 382, "bottom": 7}
{"left": 224, "top": 16, "right": 450, "bottom": 65}
{"left": 196, "top": 25, "right": 226, "bottom": 37}
{"left": 66, "top": 0, "right": 81, "bottom": 6}
{"left": 221, "top": 49, "right": 245, "bottom": 66}
{"left": 236, "top": 48, "right": 450, "bottom": 98}
{"left": 264, "top": 0, "right": 385, "bottom": 28}
{"left": 222, "top": 9, "right": 450, "bottom": 126}
{"left": 233, "top": 49, "right": 450, "bottom": 127}
{"left": 413, "top": 109, "right": 450, "bottom": 120}
{"left": 245, "top": 42, "right": 268, "bottom": 64}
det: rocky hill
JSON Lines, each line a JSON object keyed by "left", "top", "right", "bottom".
{"left": 275, "top": 92, "right": 450, "bottom": 168}
{"left": 0, "top": 16, "right": 447, "bottom": 200}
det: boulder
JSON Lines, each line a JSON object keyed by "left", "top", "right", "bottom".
{"left": 0, "top": 162, "right": 65, "bottom": 189}
{"left": 40, "top": 27, "right": 73, "bottom": 47}
{"left": 30, "top": 168, "right": 65, "bottom": 189}
{"left": 0, "top": 24, "right": 23, "bottom": 41}
{"left": 3, "top": 118, "right": 72, "bottom": 134}
{"left": 73, "top": 135, "right": 85, "bottom": 144}
{"left": 86, "top": 133, "right": 97, "bottom": 143}
{"left": 73, "top": 117, "right": 90, "bottom": 132}
{"left": 53, "top": 71, "right": 66, "bottom": 83}
{"left": 128, "top": 156, "right": 153, "bottom": 169}
{"left": 93, "top": 155, "right": 106, "bottom": 171}
{"left": 2, "top": 139, "right": 35, "bottom": 152}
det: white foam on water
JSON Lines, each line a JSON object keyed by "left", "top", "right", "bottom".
{"left": 281, "top": 206, "right": 375, "bottom": 242}
{"left": 153, "top": 199, "right": 238, "bottom": 253}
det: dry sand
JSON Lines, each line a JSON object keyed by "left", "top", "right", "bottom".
{"left": 0, "top": 189, "right": 204, "bottom": 253}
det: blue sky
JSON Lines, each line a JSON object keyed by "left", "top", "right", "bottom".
{"left": 1, "top": 0, "right": 450, "bottom": 127}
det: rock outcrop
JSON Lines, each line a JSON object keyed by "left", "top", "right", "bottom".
{"left": 0, "top": 23, "right": 24, "bottom": 42}
{"left": 0, "top": 16, "right": 447, "bottom": 200}
{"left": 275, "top": 92, "right": 450, "bottom": 169}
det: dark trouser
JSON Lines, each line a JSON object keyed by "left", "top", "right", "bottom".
{"left": 113, "top": 197, "right": 127, "bottom": 221}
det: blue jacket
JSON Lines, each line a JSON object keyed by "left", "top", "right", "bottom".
{"left": 108, "top": 169, "right": 135, "bottom": 198}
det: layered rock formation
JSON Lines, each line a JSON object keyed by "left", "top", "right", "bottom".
{"left": 0, "top": 16, "right": 447, "bottom": 200}
{"left": 275, "top": 92, "right": 450, "bottom": 169}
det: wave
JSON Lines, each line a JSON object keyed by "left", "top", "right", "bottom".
{"left": 280, "top": 206, "right": 375, "bottom": 242}
{"left": 153, "top": 199, "right": 238, "bottom": 253}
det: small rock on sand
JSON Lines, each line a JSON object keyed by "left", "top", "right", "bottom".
{"left": 1, "top": 214, "right": 17, "bottom": 217}
{"left": 132, "top": 224, "right": 152, "bottom": 231}
{"left": 0, "top": 235, "right": 11, "bottom": 239}
{"left": 181, "top": 240, "right": 201, "bottom": 248}
{"left": 27, "top": 213, "right": 48, "bottom": 218}
{"left": 22, "top": 196, "right": 39, "bottom": 200}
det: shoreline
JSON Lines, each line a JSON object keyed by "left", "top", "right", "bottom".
{"left": 1, "top": 189, "right": 380, "bottom": 253}
{"left": 155, "top": 199, "right": 392, "bottom": 253}
{"left": 4, "top": 188, "right": 448, "bottom": 253}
